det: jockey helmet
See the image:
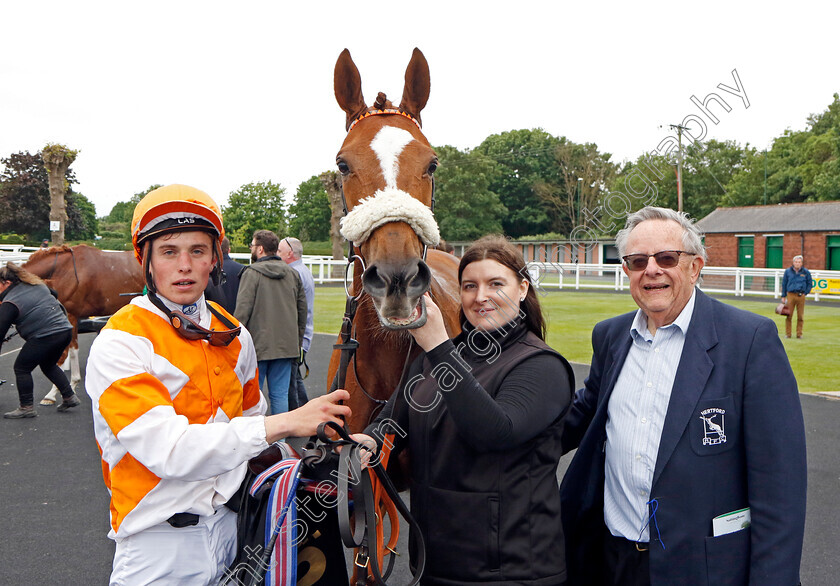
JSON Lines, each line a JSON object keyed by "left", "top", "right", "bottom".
{"left": 131, "top": 184, "right": 225, "bottom": 289}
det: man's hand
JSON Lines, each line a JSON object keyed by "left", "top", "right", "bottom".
{"left": 782, "top": 297, "right": 787, "bottom": 303}
{"left": 264, "top": 389, "right": 351, "bottom": 443}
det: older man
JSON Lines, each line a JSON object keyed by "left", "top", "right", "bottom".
{"left": 561, "top": 206, "right": 806, "bottom": 586}
{"left": 781, "top": 255, "right": 813, "bottom": 339}
{"left": 278, "top": 236, "right": 314, "bottom": 410}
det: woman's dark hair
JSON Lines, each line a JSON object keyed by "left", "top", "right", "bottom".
{"left": 0, "top": 262, "right": 44, "bottom": 286}
{"left": 458, "top": 235, "right": 546, "bottom": 340}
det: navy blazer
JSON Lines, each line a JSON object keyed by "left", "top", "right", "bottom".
{"left": 560, "top": 289, "right": 806, "bottom": 586}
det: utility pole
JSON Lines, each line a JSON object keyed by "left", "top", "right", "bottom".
{"left": 763, "top": 149, "right": 768, "bottom": 205}
{"left": 669, "top": 124, "right": 688, "bottom": 213}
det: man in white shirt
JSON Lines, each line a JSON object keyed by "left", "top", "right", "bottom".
{"left": 561, "top": 206, "right": 806, "bottom": 586}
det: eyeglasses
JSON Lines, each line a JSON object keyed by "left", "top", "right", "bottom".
{"left": 622, "top": 250, "right": 696, "bottom": 271}
{"left": 169, "top": 309, "right": 241, "bottom": 346}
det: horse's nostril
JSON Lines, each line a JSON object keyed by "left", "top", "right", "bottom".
{"left": 406, "top": 260, "right": 432, "bottom": 296}
{"left": 362, "top": 266, "right": 388, "bottom": 297}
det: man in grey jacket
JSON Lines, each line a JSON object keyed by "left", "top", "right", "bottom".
{"left": 235, "top": 230, "right": 306, "bottom": 415}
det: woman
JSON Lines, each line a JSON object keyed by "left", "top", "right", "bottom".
{"left": 0, "top": 262, "right": 80, "bottom": 418}
{"left": 358, "top": 235, "right": 574, "bottom": 585}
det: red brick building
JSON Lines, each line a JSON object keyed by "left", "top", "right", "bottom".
{"left": 696, "top": 202, "right": 840, "bottom": 270}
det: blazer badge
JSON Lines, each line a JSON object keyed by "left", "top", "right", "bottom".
{"left": 700, "top": 408, "right": 727, "bottom": 445}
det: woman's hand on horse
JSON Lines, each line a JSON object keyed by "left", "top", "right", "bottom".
{"left": 333, "top": 433, "right": 377, "bottom": 467}
{"left": 409, "top": 292, "right": 450, "bottom": 352}
{"left": 264, "top": 389, "right": 351, "bottom": 443}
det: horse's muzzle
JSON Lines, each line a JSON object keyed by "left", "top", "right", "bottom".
{"left": 362, "top": 259, "right": 432, "bottom": 330}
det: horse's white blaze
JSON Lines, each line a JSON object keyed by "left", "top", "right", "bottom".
{"left": 370, "top": 126, "right": 414, "bottom": 190}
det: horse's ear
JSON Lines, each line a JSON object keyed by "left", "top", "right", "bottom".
{"left": 335, "top": 48, "right": 367, "bottom": 131}
{"left": 399, "top": 48, "right": 430, "bottom": 126}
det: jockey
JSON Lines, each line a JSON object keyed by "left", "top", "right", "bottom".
{"left": 85, "top": 184, "right": 350, "bottom": 585}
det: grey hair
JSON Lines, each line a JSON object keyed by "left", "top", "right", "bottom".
{"left": 615, "top": 206, "right": 707, "bottom": 263}
{"left": 792, "top": 254, "right": 803, "bottom": 262}
{"left": 284, "top": 237, "right": 303, "bottom": 259}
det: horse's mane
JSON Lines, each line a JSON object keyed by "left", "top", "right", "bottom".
{"left": 26, "top": 244, "right": 74, "bottom": 264}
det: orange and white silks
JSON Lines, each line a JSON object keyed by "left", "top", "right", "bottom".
{"left": 86, "top": 294, "right": 268, "bottom": 541}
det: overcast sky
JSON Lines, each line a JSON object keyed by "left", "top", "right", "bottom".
{"left": 2, "top": 1, "right": 837, "bottom": 219}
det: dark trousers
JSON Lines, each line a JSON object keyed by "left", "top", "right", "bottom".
{"left": 14, "top": 329, "right": 73, "bottom": 407}
{"left": 602, "top": 532, "right": 650, "bottom": 586}
{"left": 287, "top": 358, "right": 309, "bottom": 411}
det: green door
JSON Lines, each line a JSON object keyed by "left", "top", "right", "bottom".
{"left": 828, "top": 235, "right": 840, "bottom": 270}
{"left": 765, "top": 236, "right": 783, "bottom": 268}
{"left": 738, "top": 237, "right": 754, "bottom": 267}
{"left": 738, "top": 237, "right": 754, "bottom": 289}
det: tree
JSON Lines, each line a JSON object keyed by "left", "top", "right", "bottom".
{"left": 473, "top": 129, "right": 564, "bottom": 238}
{"left": 289, "top": 175, "right": 331, "bottom": 241}
{"left": 726, "top": 94, "right": 840, "bottom": 207}
{"left": 221, "top": 181, "right": 287, "bottom": 245}
{"left": 533, "top": 140, "right": 618, "bottom": 235}
{"left": 0, "top": 150, "right": 96, "bottom": 241}
{"left": 433, "top": 145, "right": 506, "bottom": 240}
{"left": 608, "top": 140, "right": 750, "bottom": 224}
{"left": 41, "top": 143, "right": 79, "bottom": 245}
{"left": 66, "top": 192, "right": 98, "bottom": 240}
{"left": 105, "top": 185, "right": 162, "bottom": 224}
{"left": 319, "top": 171, "right": 346, "bottom": 276}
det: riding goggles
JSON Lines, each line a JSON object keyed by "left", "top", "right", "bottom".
{"left": 622, "top": 250, "right": 696, "bottom": 271}
{"left": 168, "top": 309, "right": 241, "bottom": 346}
{"left": 147, "top": 289, "right": 241, "bottom": 346}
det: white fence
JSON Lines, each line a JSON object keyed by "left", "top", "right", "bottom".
{"left": 6, "top": 246, "right": 839, "bottom": 300}
{"left": 526, "top": 262, "right": 840, "bottom": 301}
{"left": 0, "top": 245, "right": 41, "bottom": 265}
{"left": 229, "top": 253, "right": 349, "bottom": 285}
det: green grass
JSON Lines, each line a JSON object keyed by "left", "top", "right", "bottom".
{"left": 314, "top": 286, "right": 839, "bottom": 394}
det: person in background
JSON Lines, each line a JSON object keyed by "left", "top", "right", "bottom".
{"left": 204, "top": 236, "right": 246, "bottom": 313}
{"left": 236, "top": 230, "right": 306, "bottom": 415}
{"left": 85, "top": 185, "right": 350, "bottom": 584}
{"left": 40, "top": 239, "right": 50, "bottom": 249}
{"left": 0, "top": 262, "right": 81, "bottom": 418}
{"left": 355, "top": 235, "right": 574, "bottom": 585}
{"left": 278, "top": 236, "right": 314, "bottom": 409}
{"left": 561, "top": 206, "right": 806, "bottom": 586}
{"left": 781, "top": 254, "right": 814, "bottom": 339}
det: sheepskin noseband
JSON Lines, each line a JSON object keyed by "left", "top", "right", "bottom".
{"left": 340, "top": 188, "right": 440, "bottom": 247}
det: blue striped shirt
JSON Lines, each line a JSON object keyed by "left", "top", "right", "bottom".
{"left": 604, "top": 290, "right": 696, "bottom": 542}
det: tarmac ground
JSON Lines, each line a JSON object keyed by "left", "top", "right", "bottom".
{"left": 0, "top": 331, "right": 836, "bottom": 585}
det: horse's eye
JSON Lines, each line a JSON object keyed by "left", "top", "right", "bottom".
{"left": 426, "top": 160, "right": 438, "bottom": 175}
{"left": 337, "top": 160, "right": 350, "bottom": 175}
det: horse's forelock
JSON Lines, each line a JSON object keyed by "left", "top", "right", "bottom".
{"left": 373, "top": 92, "right": 392, "bottom": 110}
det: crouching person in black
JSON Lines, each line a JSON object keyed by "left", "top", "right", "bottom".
{"left": 355, "top": 235, "right": 574, "bottom": 585}
{"left": 0, "top": 262, "right": 80, "bottom": 418}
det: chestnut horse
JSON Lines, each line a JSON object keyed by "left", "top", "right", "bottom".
{"left": 328, "top": 48, "right": 462, "bottom": 433}
{"left": 22, "top": 244, "right": 144, "bottom": 399}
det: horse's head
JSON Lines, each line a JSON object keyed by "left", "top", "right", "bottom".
{"left": 334, "top": 48, "right": 440, "bottom": 330}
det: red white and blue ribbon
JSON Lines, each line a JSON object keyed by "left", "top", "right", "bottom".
{"left": 250, "top": 454, "right": 303, "bottom": 586}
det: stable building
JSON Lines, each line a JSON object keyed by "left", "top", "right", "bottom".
{"left": 696, "top": 202, "right": 840, "bottom": 270}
